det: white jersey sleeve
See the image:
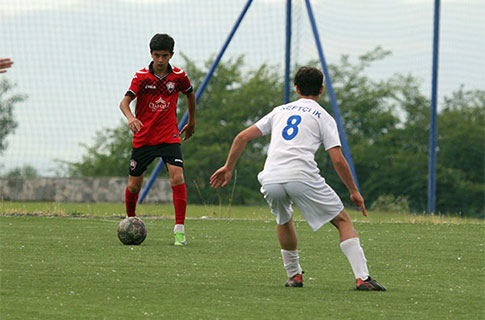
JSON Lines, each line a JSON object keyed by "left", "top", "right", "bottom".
{"left": 320, "top": 113, "right": 341, "bottom": 150}
{"left": 254, "top": 109, "right": 275, "bottom": 136}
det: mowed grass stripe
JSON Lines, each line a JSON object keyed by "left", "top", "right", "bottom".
{"left": 1, "top": 216, "right": 483, "bottom": 320}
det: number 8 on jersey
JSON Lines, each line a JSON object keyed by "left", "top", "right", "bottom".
{"left": 282, "top": 115, "right": 302, "bottom": 140}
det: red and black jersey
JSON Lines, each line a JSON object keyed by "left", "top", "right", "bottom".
{"left": 126, "top": 62, "right": 193, "bottom": 148}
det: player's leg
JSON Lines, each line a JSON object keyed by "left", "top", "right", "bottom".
{"left": 261, "top": 183, "right": 303, "bottom": 287}
{"left": 159, "top": 143, "right": 187, "bottom": 245}
{"left": 277, "top": 218, "right": 298, "bottom": 251}
{"left": 125, "top": 146, "right": 153, "bottom": 217}
{"left": 166, "top": 163, "right": 187, "bottom": 245}
{"left": 331, "top": 210, "right": 367, "bottom": 279}
{"left": 125, "top": 174, "right": 144, "bottom": 217}
{"left": 331, "top": 211, "right": 386, "bottom": 291}
{"left": 285, "top": 180, "right": 384, "bottom": 290}
{"left": 277, "top": 219, "right": 304, "bottom": 287}
{"left": 331, "top": 210, "right": 358, "bottom": 242}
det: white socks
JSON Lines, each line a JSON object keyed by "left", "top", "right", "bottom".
{"left": 281, "top": 249, "right": 302, "bottom": 278}
{"left": 280, "top": 239, "right": 369, "bottom": 280}
{"left": 340, "top": 237, "right": 369, "bottom": 280}
{"left": 173, "top": 224, "right": 185, "bottom": 233}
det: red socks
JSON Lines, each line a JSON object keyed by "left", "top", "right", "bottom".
{"left": 172, "top": 183, "right": 187, "bottom": 225}
{"left": 125, "top": 184, "right": 186, "bottom": 223}
{"left": 125, "top": 187, "right": 139, "bottom": 217}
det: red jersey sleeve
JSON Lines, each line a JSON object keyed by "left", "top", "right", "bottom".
{"left": 126, "top": 72, "right": 141, "bottom": 98}
{"left": 179, "top": 72, "right": 193, "bottom": 95}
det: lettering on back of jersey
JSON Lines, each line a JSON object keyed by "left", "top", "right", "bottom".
{"left": 281, "top": 105, "right": 320, "bottom": 118}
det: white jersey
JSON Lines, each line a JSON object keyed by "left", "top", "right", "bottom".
{"left": 254, "top": 98, "right": 341, "bottom": 185}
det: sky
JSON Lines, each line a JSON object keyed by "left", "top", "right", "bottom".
{"left": 0, "top": 0, "right": 484, "bottom": 176}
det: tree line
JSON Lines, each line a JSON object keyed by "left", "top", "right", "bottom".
{"left": 2, "top": 48, "right": 483, "bottom": 217}
{"left": 66, "top": 48, "right": 485, "bottom": 217}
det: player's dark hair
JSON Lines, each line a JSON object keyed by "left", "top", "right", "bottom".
{"left": 150, "top": 33, "right": 175, "bottom": 53}
{"left": 294, "top": 67, "right": 324, "bottom": 96}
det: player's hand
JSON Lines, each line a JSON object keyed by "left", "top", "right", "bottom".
{"left": 210, "top": 166, "right": 232, "bottom": 189}
{"left": 128, "top": 118, "right": 143, "bottom": 133}
{"left": 180, "top": 121, "right": 195, "bottom": 141}
{"left": 0, "top": 58, "right": 13, "bottom": 73}
{"left": 350, "top": 191, "right": 367, "bottom": 217}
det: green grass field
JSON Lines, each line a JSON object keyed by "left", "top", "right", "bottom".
{"left": 1, "top": 202, "right": 484, "bottom": 319}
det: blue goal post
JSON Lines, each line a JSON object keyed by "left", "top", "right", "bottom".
{"left": 304, "top": 0, "right": 360, "bottom": 190}
{"left": 427, "top": 0, "right": 441, "bottom": 214}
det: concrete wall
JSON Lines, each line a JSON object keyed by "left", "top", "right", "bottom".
{"left": 0, "top": 177, "right": 172, "bottom": 203}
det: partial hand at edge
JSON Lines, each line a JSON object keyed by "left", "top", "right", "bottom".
{"left": 350, "top": 192, "right": 367, "bottom": 217}
{"left": 128, "top": 118, "right": 143, "bottom": 133}
{"left": 0, "top": 58, "right": 13, "bottom": 73}
{"left": 209, "top": 166, "right": 232, "bottom": 189}
{"left": 180, "top": 122, "right": 195, "bottom": 141}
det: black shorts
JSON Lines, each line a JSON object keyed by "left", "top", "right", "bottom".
{"left": 129, "top": 143, "right": 183, "bottom": 177}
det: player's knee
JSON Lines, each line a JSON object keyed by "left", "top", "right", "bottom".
{"left": 127, "top": 179, "right": 142, "bottom": 193}
{"left": 127, "top": 183, "right": 141, "bottom": 193}
{"left": 277, "top": 215, "right": 293, "bottom": 226}
{"left": 170, "top": 175, "right": 184, "bottom": 186}
{"left": 331, "top": 210, "right": 351, "bottom": 227}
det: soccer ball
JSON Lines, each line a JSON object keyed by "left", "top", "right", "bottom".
{"left": 117, "top": 217, "right": 147, "bottom": 245}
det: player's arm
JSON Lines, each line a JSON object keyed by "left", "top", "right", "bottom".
{"left": 119, "top": 95, "right": 143, "bottom": 133}
{"left": 210, "top": 125, "right": 262, "bottom": 189}
{"left": 180, "top": 91, "right": 196, "bottom": 140}
{"left": 328, "top": 146, "right": 367, "bottom": 216}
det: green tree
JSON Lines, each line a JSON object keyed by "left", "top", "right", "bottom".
{"left": 65, "top": 49, "right": 484, "bottom": 216}
{"left": 182, "top": 56, "right": 282, "bottom": 205}
{"left": 312, "top": 49, "right": 417, "bottom": 208}
{"left": 435, "top": 88, "right": 485, "bottom": 216}
{"left": 371, "top": 87, "right": 485, "bottom": 216}
{"left": 65, "top": 57, "right": 282, "bottom": 203}
{"left": 4, "top": 165, "right": 39, "bottom": 178}
{"left": 64, "top": 121, "right": 133, "bottom": 177}
{"left": 0, "top": 79, "right": 26, "bottom": 154}
{"left": 306, "top": 48, "right": 483, "bottom": 216}
{"left": 347, "top": 72, "right": 432, "bottom": 213}
{"left": 64, "top": 56, "right": 281, "bottom": 206}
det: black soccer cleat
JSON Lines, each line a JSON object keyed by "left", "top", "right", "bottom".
{"left": 356, "top": 277, "right": 387, "bottom": 291}
{"left": 285, "top": 272, "right": 304, "bottom": 287}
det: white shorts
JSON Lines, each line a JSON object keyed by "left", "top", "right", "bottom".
{"left": 260, "top": 180, "right": 344, "bottom": 231}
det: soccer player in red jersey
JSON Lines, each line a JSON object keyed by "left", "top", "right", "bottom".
{"left": 119, "top": 34, "right": 196, "bottom": 246}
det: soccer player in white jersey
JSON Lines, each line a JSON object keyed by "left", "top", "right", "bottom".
{"left": 210, "top": 66, "right": 386, "bottom": 290}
